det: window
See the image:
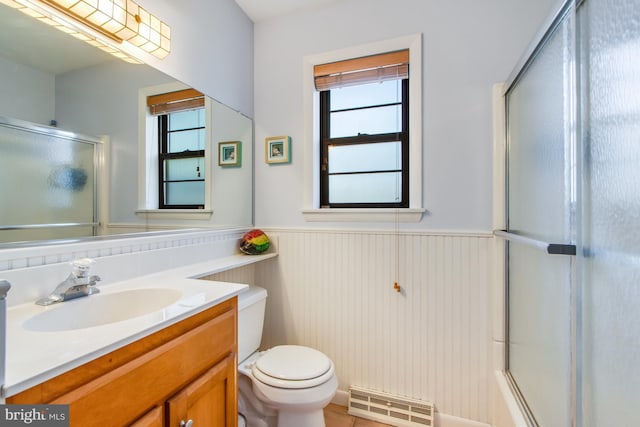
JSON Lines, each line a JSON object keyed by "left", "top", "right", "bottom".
{"left": 147, "top": 89, "right": 205, "bottom": 209}
{"left": 302, "top": 35, "right": 423, "bottom": 222}
{"left": 316, "top": 50, "right": 409, "bottom": 208}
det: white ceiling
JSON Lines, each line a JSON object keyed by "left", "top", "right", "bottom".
{"left": 234, "top": 0, "right": 341, "bottom": 22}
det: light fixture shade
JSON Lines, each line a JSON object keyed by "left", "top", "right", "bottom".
{"left": 0, "top": 0, "right": 144, "bottom": 63}
{"left": 4, "top": 0, "right": 171, "bottom": 60}
{"left": 55, "top": 0, "right": 171, "bottom": 58}
{"left": 122, "top": 3, "right": 170, "bottom": 58}
{"left": 53, "top": 0, "right": 80, "bottom": 7}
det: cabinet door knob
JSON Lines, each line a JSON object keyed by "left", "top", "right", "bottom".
{"left": 180, "top": 420, "right": 194, "bottom": 427}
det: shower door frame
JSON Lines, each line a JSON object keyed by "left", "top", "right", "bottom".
{"left": 0, "top": 115, "right": 106, "bottom": 244}
{"left": 495, "top": 0, "right": 582, "bottom": 425}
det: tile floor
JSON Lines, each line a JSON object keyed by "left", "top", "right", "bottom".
{"left": 324, "top": 404, "right": 392, "bottom": 427}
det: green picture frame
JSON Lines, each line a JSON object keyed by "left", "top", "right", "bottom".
{"left": 218, "top": 141, "right": 241, "bottom": 167}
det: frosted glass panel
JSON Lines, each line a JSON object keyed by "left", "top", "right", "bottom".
{"left": 508, "top": 243, "right": 571, "bottom": 427}
{"left": 507, "top": 19, "right": 571, "bottom": 243}
{"left": 330, "top": 80, "right": 403, "bottom": 138}
{"left": 580, "top": 0, "right": 640, "bottom": 425}
{"left": 0, "top": 123, "right": 96, "bottom": 243}
{"left": 328, "top": 142, "right": 401, "bottom": 173}
{"left": 168, "top": 128, "right": 205, "bottom": 152}
{"left": 169, "top": 109, "right": 205, "bottom": 131}
{"left": 505, "top": 10, "right": 573, "bottom": 427}
{"left": 329, "top": 172, "right": 401, "bottom": 204}
{"left": 164, "top": 158, "right": 204, "bottom": 181}
{"left": 330, "top": 105, "right": 402, "bottom": 138}
{"left": 165, "top": 182, "right": 205, "bottom": 206}
{"left": 330, "top": 80, "right": 402, "bottom": 111}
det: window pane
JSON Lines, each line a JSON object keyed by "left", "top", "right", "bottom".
{"left": 331, "top": 104, "right": 401, "bottom": 137}
{"left": 168, "top": 128, "right": 205, "bottom": 152}
{"left": 330, "top": 80, "right": 402, "bottom": 111}
{"left": 169, "top": 109, "right": 205, "bottom": 131}
{"left": 164, "top": 181, "right": 204, "bottom": 205}
{"left": 164, "top": 158, "right": 204, "bottom": 181}
{"left": 329, "top": 172, "right": 402, "bottom": 203}
{"left": 329, "top": 141, "right": 401, "bottom": 173}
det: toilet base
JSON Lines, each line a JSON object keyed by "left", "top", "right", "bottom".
{"left": 238, "top": 376, "right": 276, "bottom": 427}
{"left": 238, "top": 350, "right": 336, "bottom": 427}
{"left": 277, "top": 409, "right": 325, "bottom": 427}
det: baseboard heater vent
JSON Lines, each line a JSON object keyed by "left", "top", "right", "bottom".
{"left": 348, "top": 386, "right": 434, "bottom": 426}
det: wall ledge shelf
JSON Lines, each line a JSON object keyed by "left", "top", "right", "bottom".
{"left": 170, "top": 251, "right": 278, "bottom": 280}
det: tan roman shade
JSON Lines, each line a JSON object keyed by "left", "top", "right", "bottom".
{"left": 147, "top": 88, "right": 205, "bottom": 115}
{"left": 314, "top": 49, "right": 409, "bottom": 91}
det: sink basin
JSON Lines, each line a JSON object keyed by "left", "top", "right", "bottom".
{"left": 23, "top": 288, "right": 182, "bottom": 332}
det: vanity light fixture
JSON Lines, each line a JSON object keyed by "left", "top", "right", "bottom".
{"left": 0, "top": 0, "right": 170, "bottom": 62}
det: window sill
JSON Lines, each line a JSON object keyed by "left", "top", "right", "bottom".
{"left": 301, "top": 208, "right": 425, "bottom": 223}
{"left": 135, "top": 209, "right": 213, "bottom": 220}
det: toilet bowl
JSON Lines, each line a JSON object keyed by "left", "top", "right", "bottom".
{"left": 237, "top": 287, "right": 338, "bottom": 427}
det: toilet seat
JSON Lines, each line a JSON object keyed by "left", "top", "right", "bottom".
{"left": 252, "top": 345, "right": 335, "bottom": 389}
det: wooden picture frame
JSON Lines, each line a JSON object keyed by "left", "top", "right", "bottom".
{"left": 218, "top": 141, "right": 241, "bottom": 167}
{"left": 265, "top": 136, "right": 291, "bottom": 164}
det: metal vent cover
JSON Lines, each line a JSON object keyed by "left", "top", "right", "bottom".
{"left": 348, "top": 386, "right": 434, "bottom": 426}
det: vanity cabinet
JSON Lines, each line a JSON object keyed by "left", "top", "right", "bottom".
{"left": 131, "top": 407, "right": 163, "bottom": 427}
{"left": 7, "top": 297, "right": 238, "bottom": 427}
{"left": 166, "top": 353, "right": 236, "bottom": 427}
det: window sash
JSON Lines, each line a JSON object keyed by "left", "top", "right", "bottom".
{"left": 158, "top": 114, "right": 205, "bottom": 209}
{"left": 320, "top": 78, "right": 409, "bottom": 208}
{"left": 321, "top": 134, "right": 409, "bottom": 208}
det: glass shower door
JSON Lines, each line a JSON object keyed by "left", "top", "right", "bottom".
{"left": 503, "top": 4, "right": 576, "bottom": 426}
{"left": 0, "top": 118, "right": 99, "bottom": 243}
{"left": 502, "top": 0, "right": 640, "bottom": 425}
{"left": 579, "top": 0, "right": 640, "bottom": 425}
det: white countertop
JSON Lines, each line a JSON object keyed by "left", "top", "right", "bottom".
{"left": 2, "top": 253, "right": 276, "bottom": 397}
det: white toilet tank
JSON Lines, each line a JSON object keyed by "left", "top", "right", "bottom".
{"left": 237, "top": 286, "right": 268, "bottom": 364}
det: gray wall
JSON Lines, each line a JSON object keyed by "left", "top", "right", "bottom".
{"left": 252, "top": 0, "right": 557, "bottom": 231}
{"left": 137, "top": 0, "right": 254, "bottom": 117}
{"left": 0, "top": 56, "right": 54, "bottom": 125}
{"left": 55, "top": 61, "right": 173, "bottom": 225}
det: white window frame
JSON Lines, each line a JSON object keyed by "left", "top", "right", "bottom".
{"left": 301, "top": 34, "right": 425, "bottom": 222}
{"left": 136, "top": 81, "right": 213, "bottom": 220}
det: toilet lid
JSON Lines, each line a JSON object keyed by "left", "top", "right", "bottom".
{"left": 252, "top": 345, "right": 334, "bottom": 389}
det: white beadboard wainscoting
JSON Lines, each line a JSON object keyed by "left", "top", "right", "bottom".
{"left": 210, "top": 228, "right": 495, "bottom": 425}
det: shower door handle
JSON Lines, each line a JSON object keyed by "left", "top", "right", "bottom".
{"left": 494, "top": 230, "right": 576, "bottom": 255}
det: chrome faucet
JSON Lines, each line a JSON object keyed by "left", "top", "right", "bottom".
{"left": 36, "top": 258, "right": 101, "bottom": 306}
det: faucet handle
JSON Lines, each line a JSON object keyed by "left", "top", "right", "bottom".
{"left": 71, "top": 258, "right": 95, "bottom": 277}
{"left": 0, "top": 280, "right": 10, "bottom": 299}
{"left": 88, "top": 275, "right": 101, "bottom": 295}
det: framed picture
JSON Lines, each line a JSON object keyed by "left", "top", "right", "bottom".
{"left": 218, "top": 141, "right": 241, "bottom": 167}
{"left": 265, "top": 136, "right": 291, "bottom": 164}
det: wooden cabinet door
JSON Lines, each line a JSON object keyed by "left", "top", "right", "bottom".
{"left": 166, "top": 353, "right": 237, "bottom": 427}
{"left": 130, "top": 406, "right": 163, "bottom": 427}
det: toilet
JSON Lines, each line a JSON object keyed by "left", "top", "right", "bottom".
{"left": 237, "top": 286, "right": 338, "bottom": 427}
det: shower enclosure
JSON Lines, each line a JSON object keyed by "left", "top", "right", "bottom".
{"left": 0, "top": 116, "right": 102, "bottom": 244}
{"left": 499, "top": 0, "right": 640, "bottom": 425}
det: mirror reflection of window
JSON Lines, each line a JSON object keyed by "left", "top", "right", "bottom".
{"left": 148, "top": 89, "right": 206, "bottom": 209}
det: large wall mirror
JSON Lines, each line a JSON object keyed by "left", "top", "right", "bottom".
{"left": 0, "top": 3, "right": 253, "bottom": 247}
